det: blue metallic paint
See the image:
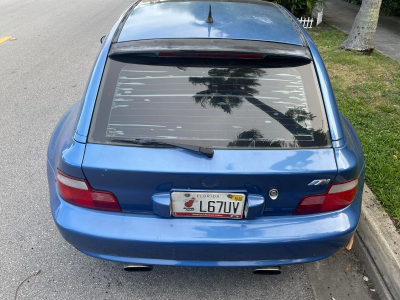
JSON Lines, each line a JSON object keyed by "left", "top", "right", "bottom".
{"left": 78, "top": 250, "right": 332, "bottom": 267}
{"left": 118, "top": 2, "right": 302, "bottom": 45}
{"left": 334, "top": 114, "right": 365, "bottom": 182}
{"left": 47, "top": 1, "right": 366, "bottom": 267}
{"left": 245, "top": 194, "right": 265, "bottom": 219}
{"left": 48, "top": 173, "right": 362, "bottom": 266}
{"left": 152, "top": 193, "right": 171, "bottom": 217}
{"left": 81, "top": 145, "right": 338, "bottom": 214}
{"left": 47, "top": 102, "right": 86, "bottom": 179}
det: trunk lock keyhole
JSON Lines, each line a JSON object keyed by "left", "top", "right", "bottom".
{"left": 269, "top": 189, "right": 279, "bottom": 200}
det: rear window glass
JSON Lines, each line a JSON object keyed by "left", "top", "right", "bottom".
{"left": 89, "top": 56, "right": 331, "bottom": 149}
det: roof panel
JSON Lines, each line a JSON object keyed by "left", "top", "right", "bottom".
{"left": 118, "top": 1, "right": 302, "bottom": 46}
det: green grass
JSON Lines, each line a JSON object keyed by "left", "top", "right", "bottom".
{"left": 309, "top": 23, "right": 400, "bottom": 226}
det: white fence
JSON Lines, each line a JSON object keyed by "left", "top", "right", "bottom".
{"left": 312, "top": 3, "right": 324, "bottom": 26}
{"left": 298, "top": 17, "right": 314, "bottom": 29}
{"left": 316, "top": 10, "right": 323, "bottom": 26}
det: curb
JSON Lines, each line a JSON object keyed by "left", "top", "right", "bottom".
{"left": 357, "top": 185, "right": 400, "bottom": 299}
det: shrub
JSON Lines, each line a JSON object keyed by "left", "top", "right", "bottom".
{"left": 381, "top": 0, "right": 400, "bottom": 15}
{"left": 343, "top": 0, "right": 362, "bottom": 4}
{"left": 267, "top": 0, "right": 324, "bottom": 17}
{"left": 343, "top": 0, "right": 400, "bottom": 15}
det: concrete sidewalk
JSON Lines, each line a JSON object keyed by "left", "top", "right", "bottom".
{"left": 323, "top": 0, "right": 400, "bottom": 63}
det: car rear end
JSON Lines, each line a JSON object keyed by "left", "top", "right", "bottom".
{"left": 47, "top": 1, "right": 364, "bottom": 267}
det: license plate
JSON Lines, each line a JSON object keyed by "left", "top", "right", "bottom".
{"left": 171, "top": 192, "right": 245, "bottom": 219}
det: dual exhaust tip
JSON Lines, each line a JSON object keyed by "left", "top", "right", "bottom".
{"left": 253, "top": 266, "right": 281, "bottom": 275}
{"left": 123, "top": 264, "right": 153, "bottom": 272}
{"left": 123, "top": 264, "right": 281, "bottom": 274}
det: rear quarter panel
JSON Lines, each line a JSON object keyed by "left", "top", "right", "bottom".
{"left": 288, "top": 10, "right": 365, "bottom": 195}
{"left": 334, "top": 114, "right": 365, "bottom": 217}
{"left": 47, "top": 102, "right": 86, "bottom": 216}
{"left": 290, "top": 12, "right": 365, "bottom": 215}
{"left": 47, "top": 102, "right": 86, "bottom": 179}
{"left": 337, "top": 114, "right": 365, "bottom": 180}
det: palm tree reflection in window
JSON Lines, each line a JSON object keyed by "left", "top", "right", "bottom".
{"left": 228, "top": 129, "right": 287, "bottom": 148}
{"left": 188, "top": 67, "right": 327, "bottom": 147}
{"left": 189, "top": 68, "right": 264, "bottom": 114}
{"left": 285, "top": 107, "right": 315, "bottom": 124}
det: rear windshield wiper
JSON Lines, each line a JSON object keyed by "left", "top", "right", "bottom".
{"left": 110, "top": 138, "right": 214, "bottom": 158}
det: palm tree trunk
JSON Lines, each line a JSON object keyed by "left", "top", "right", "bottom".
{"left": 341, "top": 0, "right": 382, "bottom": 52}
{"left": 244, "top": 95, "right": 310, "bottom": 146}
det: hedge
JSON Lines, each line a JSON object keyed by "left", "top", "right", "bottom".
{"left": 343, "top": 0, "right": 400, "bottom": 16}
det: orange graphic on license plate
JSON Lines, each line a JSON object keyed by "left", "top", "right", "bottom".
{"left": 232, "top": 195, "right": 243, "bottom": 201}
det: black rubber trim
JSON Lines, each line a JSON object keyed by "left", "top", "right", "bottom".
{"left": 109, "top": 39, "right": 312, "bottom": 60}
{"left": 111, "top": 0, "right": 142, "bottom": 44}
{"left": 272, "top": 3, "right": 309, "bottom": 47}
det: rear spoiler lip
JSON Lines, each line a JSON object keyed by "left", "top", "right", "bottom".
{"left": 108, "top": 39, "right": 312, "bottom": 60}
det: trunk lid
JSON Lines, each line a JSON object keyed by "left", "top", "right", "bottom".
{"left": 82, "top": 145, "right": 337, "bottom": 215}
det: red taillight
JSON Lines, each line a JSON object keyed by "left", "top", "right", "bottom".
{"left": 294, "top": 177, "right": 358, "bottom": 215}
{"left": 158, "top": 52, "right": 263, "bottom": 59}
{"left": 57, "top": 170, "right": 121, "bottom": 212}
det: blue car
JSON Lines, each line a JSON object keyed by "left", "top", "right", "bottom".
{"left": 47, "top": 0, "right": 365, "bottom": 269}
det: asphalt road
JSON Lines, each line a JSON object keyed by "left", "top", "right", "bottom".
{"left": 0, "top": 1, "right": 382, "bottom": 299}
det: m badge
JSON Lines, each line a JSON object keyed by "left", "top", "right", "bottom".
{"left": 308, "top": 179, "right": 331, "bottom": 186}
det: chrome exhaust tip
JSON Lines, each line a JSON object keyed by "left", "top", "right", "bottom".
{"left": 123, "top": 264, "right": 153, "bottom": 272}
{"left": 253, "top": 266, "right": 281, "bottom": 275}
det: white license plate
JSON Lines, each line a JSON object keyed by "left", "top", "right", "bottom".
{"left": 171, "top": 192, "right": 245, "bottom": 219}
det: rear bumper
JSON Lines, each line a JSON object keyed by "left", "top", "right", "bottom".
{"left": 50, "top": 187, "right": 361, "bottom": 267}
{"left": 48, "top": 158, "right": 362, "bottom": 267}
